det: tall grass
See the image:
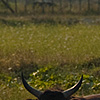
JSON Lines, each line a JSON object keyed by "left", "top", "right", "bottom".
{"left": 0, "top": 19, "right": 100, "bottom": 100}
{"left": 0, "top": 22, "right": 100, "bottom": 67}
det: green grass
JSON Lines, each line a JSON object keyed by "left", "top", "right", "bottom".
{"left": 0, "top": 22, "right": 100, "bottom": 65}
{"left": 0, "top": 18, "right": 100, "bottom": 100}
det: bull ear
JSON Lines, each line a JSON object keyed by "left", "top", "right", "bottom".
{"left": 21, "top": 72, "right": 43, "bottom": 98}
{"left": 63, "top": 75, "right": 83, "bottom": 98}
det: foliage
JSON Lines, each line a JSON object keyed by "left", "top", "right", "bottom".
{"left": 1, "top": 65, "right": 100, "bottom": 100}
{"left": 0, "top": 0, "right": 100, "bottom": 15}
{"left": 0, "top": 18, "right": 100, "bottom": 100}
{"left": 0, "top": 2, "right": 6, "bottom": 8}
{"left": 29, "top": 66, "right": 100, "bottom": 95}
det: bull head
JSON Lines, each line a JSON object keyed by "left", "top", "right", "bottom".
{"left": 21, "top": 73, "right": 83, "bottom": 99}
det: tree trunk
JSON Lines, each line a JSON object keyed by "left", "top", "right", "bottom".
{"left": 51, "top": 0, "right": 54, "bottom": 13}
{"left": 24, "top": 0, "right": 28, "bottom": 12}
{"left": 69, "top": 0, "right": 72, "bottom": 11}
{"left": 79, "top": 0, "right": 82, "bottom": 11}
{"left": 87, "top": 0, "right": 90, "bottom": 11}
{"left": 1, "top": 0, "right": 14, "bottom": 13}
{"left": 98, "top": 0, "right": 100, "bottom": 12}
{"left": 59, "top": 0, "right": 62, "bottom": 12}
{"left": 15, "top": 0, "right": 17, "bottom": 13}
{"left": 42, "top": 0, "right": 45, "bottom": 13}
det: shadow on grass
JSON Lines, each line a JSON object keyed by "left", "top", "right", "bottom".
{"left": 0, "top": 19, "right": 27, "bottom": 26}
{"left": 81, "top": 57, "right": 100, "bottom": 68}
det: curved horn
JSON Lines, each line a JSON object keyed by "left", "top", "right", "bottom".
{"left": 63, "top": 75, "right": 83, "bottom": 98}
{"left": 21, "top": 72, "right": 42, "bottom": 98}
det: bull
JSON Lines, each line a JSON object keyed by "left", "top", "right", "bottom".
{"left": 21, "top": 73, "right": 100, "bottom": 100}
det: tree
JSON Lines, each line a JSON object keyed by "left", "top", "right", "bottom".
{"left": 87, "top": 0, "right": 90, "bottom": 11}
{"left": 24, "top": 0, "right": 28, "bottom": 12}
{"left": 1, "top": 0, "right": 14, "bottom": 13}
{"left": 69, "top": 0, "right": 72, "bottom": 11}
{"left": 42, "top": 0, "right": 45, "bottom": 13}
{"left": 98, "top": 0, "right": 100, "bottom": 12}
{"left": 51, "top": 0, "right": 54, "bottom": 13}
{"left": 59, "top": 0, "right": 62, "bottom": 12}
{"left": 79, "top": 0, "right": 82, "bottom": 11}
{"left": 15, "top": 0, "right": 17, "bottom": 13}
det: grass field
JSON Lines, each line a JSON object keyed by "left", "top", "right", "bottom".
{"left": 0, "top": 15, "right": 100, "bottom": 100}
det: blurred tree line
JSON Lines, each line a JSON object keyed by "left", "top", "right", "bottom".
{"left": 0, "top": 0, "right": 100, "bottom": 14}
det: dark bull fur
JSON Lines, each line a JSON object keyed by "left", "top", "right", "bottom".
{"left": 22, "top": 73, "right": 100, "bottom": 100}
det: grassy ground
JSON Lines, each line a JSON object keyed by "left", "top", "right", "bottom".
{"left": 0, "top": 15, "right": 100, "bottom": 100}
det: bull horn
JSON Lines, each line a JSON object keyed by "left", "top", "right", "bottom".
{"left": 21, "top": 72, "right": 43, "bottom": 98}
{"left": 63, "top": 75, "right": 83, "bottom": 98}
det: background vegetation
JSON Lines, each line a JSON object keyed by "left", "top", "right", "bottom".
{"left": 0, "top": 14, "right": 100, "bottom": 100}
{"left": 0, "top": 0, "right": 100, "bottom": 100}
{"left": 1, "top": 0, "right": 100, "bottom": 14}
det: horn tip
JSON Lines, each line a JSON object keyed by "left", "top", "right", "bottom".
{"left": 81, "top": 75, "right": 83, "bottom": 81}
